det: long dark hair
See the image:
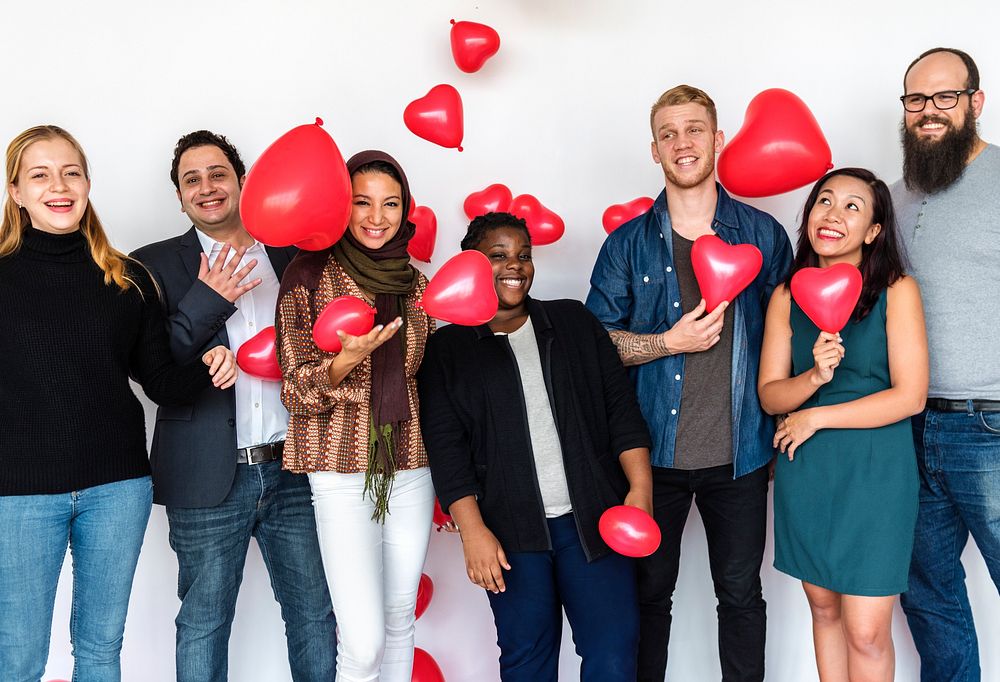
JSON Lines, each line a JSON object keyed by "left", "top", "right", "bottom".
{"left": 786, "top": 167, "right": 907, "bottom": 321}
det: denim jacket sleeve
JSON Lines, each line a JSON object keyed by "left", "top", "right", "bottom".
{"left": 585, "top": 228, "right": 634, "bottom": 331}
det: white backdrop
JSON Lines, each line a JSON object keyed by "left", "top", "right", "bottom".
{"left": 3, "top": 1, "right": 998, "bottom": 680}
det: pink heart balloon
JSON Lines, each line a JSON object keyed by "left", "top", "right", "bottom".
{"left": 407, "top": 206, "right": 437, "bottom": 263}
{"left": 418, "top": 250, "right": 498, "bottom": 326}
{"left": 312, "top": 296, "right": 377, "bottom": 353}
{"left": 599, "top": 505, "right": 661, "bottom": 558}
{"left": 790, "top": 263, "right": 863, "bottom": 333}
{"left": 603, "top": 197, "right": 654, "bottom": 234}
{"left": 464, "top": 183, "right": 513, "bottom": 220}
{"left": 691, "top": 235, "right": 763, "bottom": 312}
{"left": 236, "top": 326, "right": 282, "bottom": 381}
{"left": 404, "top": 84, "right": 464, "bottom": 151}
{"left": 508, "top": 194, "right": 565, "bottom": 246}
{"left": 450, "top": 19, "right": 501, "bottom": 73}
{"left": 415, "top": 573, "right": 434, "bottom": 620}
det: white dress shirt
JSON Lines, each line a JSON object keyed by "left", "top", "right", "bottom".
{"left": 196, "top": 229, "right": 288, "bottom": 449}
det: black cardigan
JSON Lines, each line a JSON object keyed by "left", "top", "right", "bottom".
{"left": 417, "top": 297, "right": 651, "bottom": 561}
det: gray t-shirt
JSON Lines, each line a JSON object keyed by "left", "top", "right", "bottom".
{"left": 892, "top": 143, "right": 1000, "bottom": 399}
{"left": 502, "top": 318, "right": 573, "bottom": 517}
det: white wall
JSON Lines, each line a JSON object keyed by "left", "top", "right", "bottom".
{"left": 3, "top": 1, "right": 997, "bottom": 680}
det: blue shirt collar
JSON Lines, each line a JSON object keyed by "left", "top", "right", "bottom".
{"left": 653, "top": 182, "right": 740, "bottom": 233}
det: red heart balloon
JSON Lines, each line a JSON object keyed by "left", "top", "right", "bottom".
{"left": 603, "top": 196, "right": 654, "bottom": 234}
{"left": 450, "top": 19, "right": 501, "bottom": 73}
{"left": 432, "top": 498, "right": 453, "bottom": 528}
{"left": 404, "top": 84, "right": 464, "bottom": 151}
{"left": 408, "top": 206, "right": 437, "bottom": 263}
{"left": 463, "top": 183, "right": 513, "bottom": 220}
{"left": 691, "top": 235, "right": 763, "bottom": 312}
{"left": 418, "top": 250, "right": 498, "bottom": 326}
{"left": 236, "top": 326, "right": 282, "bottom": 381}
{"left": 240, "top": 118, "right": 351, "bottom": 251}
{"left": 599, "top": 505, "right": 661, "bottom": 558}
{"left": 508, "top": 194, "right": 565, "bottom": 246}
{"left": 718, "top": 89, "right": 833, "bottom": 198}
{"left": 312, "top": 296, "right": 377, "bottom": 353}
{"left": 411, "top": 648, "right": 445, "bottom": 682}
{"left": 790, "top": 263, "right": 863, "bottom": 333}
{"left": 415, "top": 573, "right": 434, "bottom": 620}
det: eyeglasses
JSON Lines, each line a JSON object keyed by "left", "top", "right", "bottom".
{"left": 900, "top": 89, "right": 977, "bottom": 113}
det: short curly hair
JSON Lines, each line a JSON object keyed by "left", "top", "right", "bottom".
{"left": 170, "top": 130, "right": 246, "bottom": 189}
{"left": 460, "top": 211, "right": 531, "bottom": 251}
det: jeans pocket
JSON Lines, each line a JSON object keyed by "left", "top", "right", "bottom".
{"left": 978, "top": 411, "right": 1000, "bottom": 435}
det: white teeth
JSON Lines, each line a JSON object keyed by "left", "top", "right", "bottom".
{"left": 46, "top": 201, "right": 71, "bottom": 207}
{"left": 818, "top": 228, "right": 844, "bottom": 239}
{"left": 499, "top": 278, "right": 523, "bottom": 286}
{"left": 200, "top": 200, "right": 223, "bottom": 207}
{"left": 676, "top": 156, "right": 697, "bottom": 165}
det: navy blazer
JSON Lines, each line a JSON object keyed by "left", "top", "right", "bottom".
{"left": 131, "top": 227, "right": 296, "bottom": 508}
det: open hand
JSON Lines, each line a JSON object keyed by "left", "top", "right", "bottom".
{"left": 202, "top": 345, "right": 238, "bottom": 389}
{"left": 336, "top": 317, "right": 403, "bottom": 365}
{"left": 199, "top": 243, "right": 261, "bottom": 303}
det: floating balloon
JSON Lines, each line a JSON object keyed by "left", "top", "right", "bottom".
{"left": 599, "top": 505, "right": 661, "bottom": 558}
{"left": 412, "top": 648, "right": 445, "bottom": 682}
{"left": 450, "top": 19, "right": 501, "bottom": 73}
{"left": 408, "top": 206, "right": 437, "bottom": 263}
{"left": 404, "top": 85, "right": 464, "bottom": 151}
{"left": 691, "top": 235, "right": 763, "bottom": 312}
{"left": 236, "top": 326, "right": 282, "bottom": 381}
{"left": 790, "top": 262, "right": 862, "bottom": 333}
{"left": 603, "top": 197, "right": 654, "bottom": 234}
{"left": 240, "top": 118, "right": 351, "bottom": 251}
{"left": 718, "top": 89, "right": 833, "bottom": 198}
{"left": 508, "top": 194, "right": 565, "bottom": 246}
{"left": 415, "top": 573, "right": 434, "bottom": 620}
{"left": 418, "top": 251, "right": 498, "bottom": 326}
{"left": 463, "top": 183, "right": 513, "bottom": 220}
{"left": 312, "top": 296, "right": 377, "bottom": 353}
{"left": 433, "top": 498, "right": 453, "bottom": 528}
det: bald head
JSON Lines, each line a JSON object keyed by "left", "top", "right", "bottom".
{"left": 904, "top": 47, "right": 979, "bottom": 94}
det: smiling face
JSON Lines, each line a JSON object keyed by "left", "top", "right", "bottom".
{"left": 347, "top": 171, "right": 403, "bottom": 250}
{"left": 903, "top": 51, "right": 982, "bottom": 144}
{"left": 176, "top": 145, "right": 243, "bottom": 234}
{"left": 9, "top": 137, "right": 90, "bottom": 235}
{"left": 651, "top": 102, "right": 724, "bottom": 190}
{"left": 476, "top": 225, "right": 534, "bottom": 313}
{"left": 806, "top": 175, "right": 881, "bottom": 266}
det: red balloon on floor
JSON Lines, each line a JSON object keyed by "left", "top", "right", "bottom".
{"left": 464, "top": 183, "right": 513, "bottom": 220}
{"left": 240, "top": 118, "right": 352, "bottom": 251}
{"left": 508, "top": 194, "right": 565, "bottom": 246}
{"left": 312, "top": 296, "right": 377, "bottom": 353}
{"left": 237, "top": 326, "right": 282, "bottom": 381}
{"left": 412, "top": 648, "right": 445, "bottom": 682}
{"left": 691, "top": 235, "right": 763, "bottom": 312}
{"left": 418, "top": 251, "right": 498, "bottom": 326}
{"left": 450, "top": 19, "right": 501, "bottom": 73}
{"left": 408, "top": 206, "right": 437, "bottom": 263}
{"left": 432, "top": 498, "right": 453, "bottom": 528}
{"left": 404, "top": 85, "right": 464, "bottom": 151}
{"left": 415, "top": 573, "right": 434, "bottom": 620}
{"left": 602, "top": 197, "right": 654, "bottom": 234}
{"left": 790, "top": 262, "right": 863, "bottom": 333}
{"left": 599, "top": 505, "right": 661, "bottom": 558}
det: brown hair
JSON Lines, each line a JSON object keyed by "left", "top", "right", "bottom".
{"left": 650, "top": 84, "right": 718, "bottom": 136}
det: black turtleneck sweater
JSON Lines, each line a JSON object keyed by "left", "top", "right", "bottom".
{"left": 0, "top": 227, "right": 212, "bottom": 495}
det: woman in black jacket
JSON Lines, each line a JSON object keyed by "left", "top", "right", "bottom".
{"left": 418, "top": 212, "right": 653, "bottom": 682}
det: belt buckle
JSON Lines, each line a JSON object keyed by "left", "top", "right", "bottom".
{"left": 246, "top": 444, "right": 268, "bottom": 466}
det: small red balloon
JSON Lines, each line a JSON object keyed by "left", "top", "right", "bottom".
{"left": 418, "top": 251, "right": 498, "bottom": 326}
{"left": 450, "top": 19, "right": 501, "bottom": 73}
{"left": 237, "top": 326, "right": 282, "bottom": 381}
{"left": 415, "top": 573, "right": 434, "bottom": 620}
{"left": 240, "top": 118, "right": 352, "bottom": 251}
{"left": 599, "top": 505, "right": 661, "bottom": 558}
{"left": 411, "top": 647, "right": 445, "bottom": 682}
{"left": 312, "top": 296, "right": 377, "bottom": 353}
{"left": 404, "top": 85, "right": 464, "bottom": 151}
{"left": 463, "top": 183, "right": 513, "bottom": 220}
{"left": 508, "top": 194, "right": 565, "bottom": 246}
{"left": 603, "top": 197, "right": 654, "bottom": 234}
{"left": 718, "top": 89, "right": 833, "bottom": 198}
{"left": 691, "top": 235, "right": 763, "bottom": 313}
{"left": 432, "top": 498, "right": 453, "bottom": 528}
{"left": 408, "top": 206, "right": 437, "bottom": 263}
{"left": 790, "top": 262, "right": 863, "bottom": 333}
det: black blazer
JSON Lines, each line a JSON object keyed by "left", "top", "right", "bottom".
{"left": 417, "top": 297, "right": 651, "bottom": 561}
{"left": 131, "top": 227, "right": 297, "bottom": 508}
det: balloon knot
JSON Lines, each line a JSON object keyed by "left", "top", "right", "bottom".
{"left": 315, "top": 117, "right": 324, "bottom": 126}
{"left": 827, "top": 162, "right": 834, "bottom": 169}
{"left": 450, "top": 19, "right": 456, "bottom": 25}
{"left": 457, "top": 146, "right": 464, "bottom": 152}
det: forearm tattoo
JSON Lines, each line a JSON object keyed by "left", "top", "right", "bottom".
{"left": 609, "top": 330, "right": 672, "bottom": 367}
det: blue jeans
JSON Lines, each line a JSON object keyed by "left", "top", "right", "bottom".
{"left": 486, "top": 513, "right": 639, "bottom": 682}
{"left": 0, "top": 475, "right": 153, "bottom": 682}
{"left": 166, "top": 460, "right": 336, "bottom": 682}
{"left": 901, "top": 407, "right": 1000, "bottom": 682}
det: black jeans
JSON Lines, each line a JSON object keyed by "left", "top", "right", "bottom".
{"left": 637, "top": 463, "right": 768, "bottom": 682}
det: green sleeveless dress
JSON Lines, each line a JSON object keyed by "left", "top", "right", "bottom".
{"left": 773, "top": 289, "right": 919, "bottom": 596}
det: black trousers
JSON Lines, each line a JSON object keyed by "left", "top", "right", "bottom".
{"left": 637, "top": 463, "right": 769, "bottom": 682}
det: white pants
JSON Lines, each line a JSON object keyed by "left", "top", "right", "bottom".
{"left": 309, "top": 467, "right": 435, "bottom": 682}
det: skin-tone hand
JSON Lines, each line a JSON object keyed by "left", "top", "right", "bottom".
{"left": 202, "top": 345, "right": 238, "bottom": 389}
{"left": 664, "top": 299, "right": 728, "bottom": 354}
{"left": 624, "top": 488, "right": 653, "bottom": 517}
{"left": 461, "top": 524, "right": 511, "bottom": 594}
{"left": 199, "top": 243, "right": 262, "bottom": 303}
{"left": 773, "top": 408, "right": 820, "bottom": 461}
{"left": 328, "top": 317, "right": 404, "bottom": 388}
{"left": 809, "top": 331, "right": 845, "bottom": 386}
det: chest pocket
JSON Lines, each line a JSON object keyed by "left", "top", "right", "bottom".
{"left": 631, "top": 271, "right": 670, "bottom": 333}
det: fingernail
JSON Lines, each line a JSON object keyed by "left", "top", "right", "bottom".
{"left": 376, "top": 325, "right": 384, "bottom": 331}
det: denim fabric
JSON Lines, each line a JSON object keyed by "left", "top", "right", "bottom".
{"left": 167, "top": 461, "right": 335, "bottom": 682}
{"left": 486, "top": 514, "right": 639, "bottom": 682}
{"left": 0, "top": 476, "right": 152, "bottom": 682}
{"left": 586, "top": 184, "right": 792, "bottom": 476}
{"left": 901, "top": 407, "right": 1000, "bottom": 682}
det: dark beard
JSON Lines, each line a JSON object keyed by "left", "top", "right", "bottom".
{"left": 901, "top": 109, "right": 979, "bottom": 194}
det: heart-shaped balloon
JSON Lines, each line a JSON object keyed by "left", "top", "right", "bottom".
{"left": 240, "top": 118, "right": 351, "bottom": 251}
{"left": 718, "top": 89, "right": 833, "bottom": 198}
{"left": 418, "top": 250, "right": 498, "bottom": 326}
{"left": 464, "top": 183, "right": 513, "bottom": 220}
{"left": 450, "top": 19, "right": 501, "bottom": 73}
{"left": 508, "top": 194, "right": 565, "bottom": 246}
{"left": 603, "top": 196, "right": 654, "bottom": 234}
{"left": 790, "top": 262, "right": 863, "bottom": 333}
{"left": 415, "top": 573, "right": 434, "bottom": 620}
{"left": 599, "top": 505, "right": 662, "bottom": 558}
{"left": 432, "top": 498, "right": 453, "bottom": 528}
{"left": 690, "top": 235, "right": 763, "bottom": 312}
{"left": 236, "top": 326, "right": 282, "bottom": 381}
{"left": 404, "top": 84, "right": 464, "bottom": 151}
{"left": 407, "top": 205, "right": 437, "bottom": 263}
{"left": 312, "top": 296, "right": 377, "bottom": 353}
{"left": 412, "top": 648, "right": 445, "bottom": 682}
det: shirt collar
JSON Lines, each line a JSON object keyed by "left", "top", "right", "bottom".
{"left": 194, "top": 226, "right": 264, "bottom": 257}
{"left": 654, "top": 182, "right": 740, "bottom": 232}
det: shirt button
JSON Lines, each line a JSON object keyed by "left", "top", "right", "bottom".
{"left": 254, "top": 402, "right": 260, "bottom": 408}
{"left": 659, "top": 233, "right": 664, "bottom": 239}
{"left": 670, "top": 409, "right": 677, "bottom": 415}
{"left": 673, "top": 302, "right": 680, "bottom": 308}
{"left": 666, "top": 266, "right": 672, "bottom": 273}
{"left": 675, "top": 374, "right": 681, "bottom": 381}
{"left": 227, "top": 418, "right": 235, "bottom": 427}
{"left": 643, "top": 275, "right": 650, "bottom": 283}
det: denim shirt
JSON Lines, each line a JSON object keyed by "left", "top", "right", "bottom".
{"left": 585, "top": 184, "right": 792, "bottom": 477}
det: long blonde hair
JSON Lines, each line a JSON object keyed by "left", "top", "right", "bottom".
{"left": 2, "top": 125, "right": 135, "bottom": 290}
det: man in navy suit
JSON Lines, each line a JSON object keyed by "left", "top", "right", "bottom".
{"left": 132, "top": 131, "right": 336, "bottom": 682}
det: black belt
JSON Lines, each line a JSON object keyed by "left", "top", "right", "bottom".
{"left": 926, "top": 398, "right": 1000, "bottom": 413}
{"left": 236, "top": 440, "right": 284, "bottom": 465}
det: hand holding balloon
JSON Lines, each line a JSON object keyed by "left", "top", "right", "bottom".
{"left": 809, "top": 331, "right": 845, "bottom": 387}
{"left": 665, "top": 299, "right": 728, "bottom": 354}
{"left": 599, "top": 505, "right": 661, "bottom": 558}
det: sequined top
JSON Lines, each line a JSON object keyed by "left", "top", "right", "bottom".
{"left": 276, "top": 256, "right": 433, "bottom": 473}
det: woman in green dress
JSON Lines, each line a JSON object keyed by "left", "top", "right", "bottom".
{"left": 759, "top": 168, "right": 928, "bottom": 682}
